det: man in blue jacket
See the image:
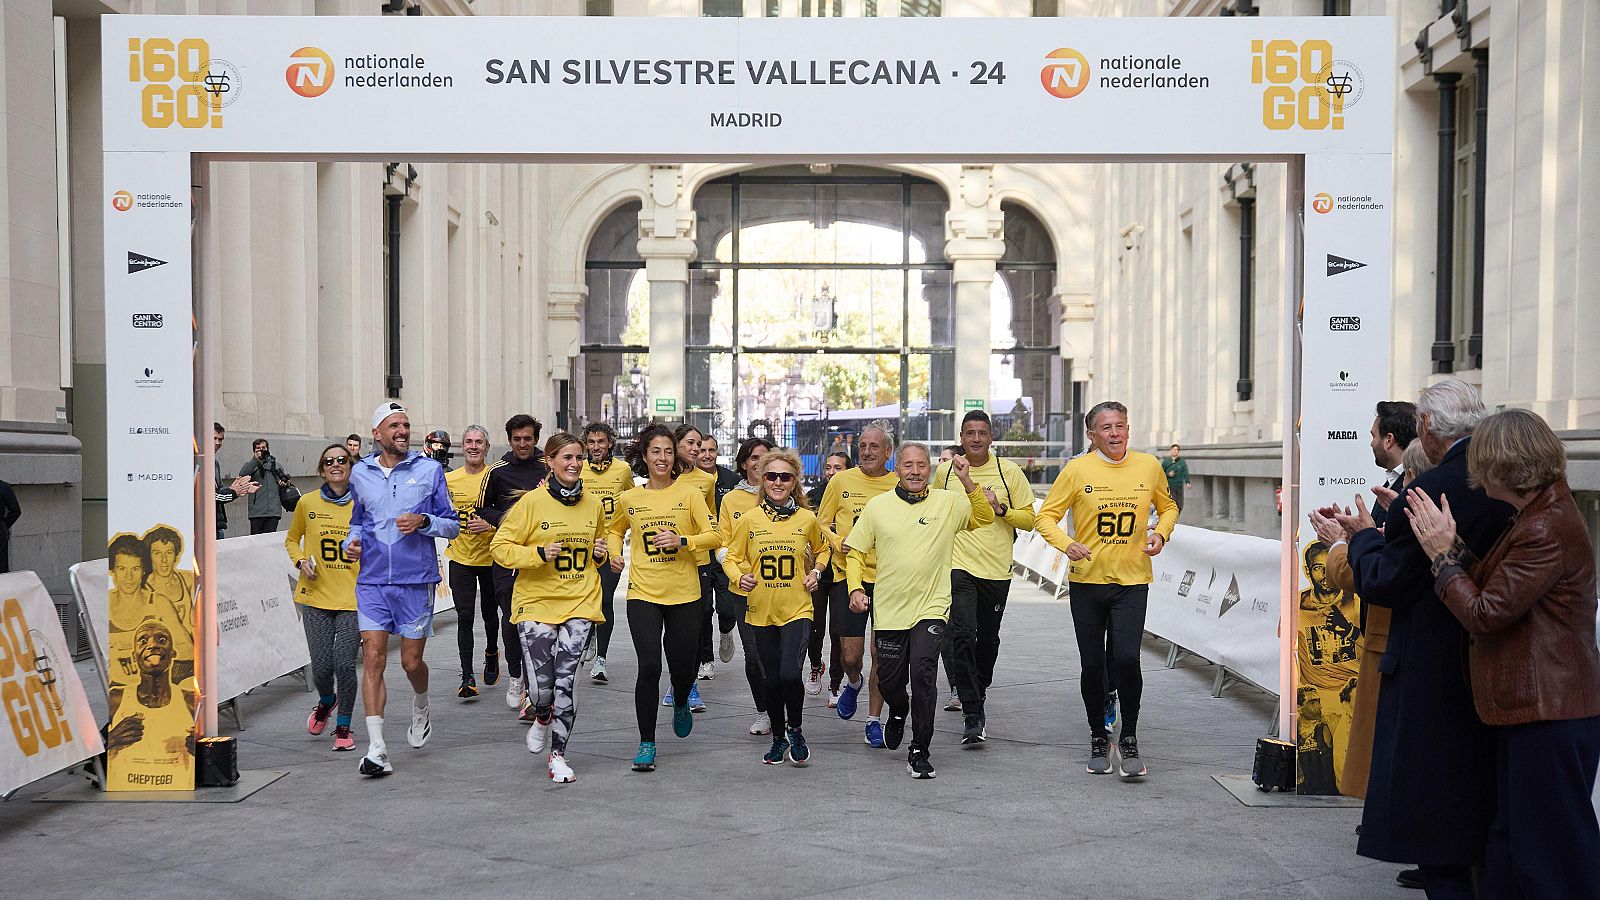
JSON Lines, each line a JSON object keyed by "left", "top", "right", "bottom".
{"left": 344, "top": 401, "right": 460, "bottom": 777}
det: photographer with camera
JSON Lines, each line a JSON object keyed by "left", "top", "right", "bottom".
{"left": 239, "top": 437, "right": 293, "bottom": 534}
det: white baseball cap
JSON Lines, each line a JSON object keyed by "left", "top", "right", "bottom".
{"left": 371, "top": 401, "right": 407, "bottom": 431}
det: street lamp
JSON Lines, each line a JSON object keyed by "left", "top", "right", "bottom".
{"left": 811, "top": 282, "right": 836, "bottom": 334}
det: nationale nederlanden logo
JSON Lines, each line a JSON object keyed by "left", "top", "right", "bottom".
{"left": 111, "top": 190, "right": 134, "bottom": 212}
{"left": 1040, "top": 48, "right": 1091, "bottom": 99}
{"left": 287, "top": 47, "right": 336, "bottom": 98}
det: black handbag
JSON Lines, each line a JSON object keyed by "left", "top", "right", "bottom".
{"left": 276, "top": 467, "right": 301, "bottom": 512}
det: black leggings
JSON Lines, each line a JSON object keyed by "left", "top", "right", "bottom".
{"left": 596, "top": 564, "right": 621, "bottom": 658}
{"left": 448, "top": 561, "right": 496, "bottom": 677}
{"left": 808, "top": 574, "right": 841, "bottom": 675}
{"left": 695, "top": 565, "right": 718, "bottom": 664}
{"left": 755, "top": 619, "right": 812, "bottom": 737}
{"left": 490, "top": 564, "right": 521, "bottom": 677}
{"left": 1069, "top": 582, "right": 1148, "bottom": 738}
{"left": 627, "top": 598, "right": 700, "bottom": 742}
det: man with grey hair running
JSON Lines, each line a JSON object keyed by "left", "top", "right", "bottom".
{"left": 445, "top": 424, "right": 496, "bottom": 700}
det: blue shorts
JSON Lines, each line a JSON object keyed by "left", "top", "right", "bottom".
{"left": 356, "top": 583, "right": 435, "bottom": 639}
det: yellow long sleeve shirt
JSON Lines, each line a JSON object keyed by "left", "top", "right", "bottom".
{"left": 608, "top": 481, "right": 721, "bottom": 605}
{"left": 490, "top": 487, "right": 608, "bottom": 625}
{"left": 676, "top": 467, "right": 719, "bottom": 566}
{"left": 443, "top": 465, "right": 494, "bottom": 566}
{"left": 932, "top": 455, "right": 1038, "bottom": 580}
{"left": 284, "top": 489, "right": 358, "bottom": 611}
{"left": 817, "top": 467, "right": 899, "bottom": 582}
{"left": 1035, "top": 450, "right": 1178, "bottom": 586}
{"left": 723, "top": 506, "right": 828, "bottom": 627}
{"left": 584, "top": 457, "right": 636, "bottom": 530}
{"left": 716, "top": 486, "right": 761, "bottom": 596}
{"left": 845, "top": 487, "right": 994, "bottom": 630}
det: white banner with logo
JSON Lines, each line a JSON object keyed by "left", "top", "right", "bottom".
{"left": 102, "top": 16, "right": 1392, "bottom": 157}
{"left": 0, "top": 572, "right": 105, "bottom": 797}
{"left": 1148, "top": 525, "right": 1281, "bottom": 694}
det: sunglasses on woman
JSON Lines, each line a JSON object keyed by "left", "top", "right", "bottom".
{"left": 322, "top": 455, "right": 350, "bottom": 467}
{"left": 763, "top": 471, "right": 795, "bottom": 483}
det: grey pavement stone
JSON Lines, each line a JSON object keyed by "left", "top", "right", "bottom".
{"left": 1, "top": 577, "right": 1401, "bottom": 898}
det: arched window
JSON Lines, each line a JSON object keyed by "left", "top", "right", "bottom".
{"left": 992, "top": 201, "right": 1065, "bottom": 456}
{"left": 579, "top": 201, "right": 649, "bottom": 441}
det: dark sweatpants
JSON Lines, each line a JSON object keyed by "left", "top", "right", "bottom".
{"left": 1069, "top": 582, "right": 1148, "bottom": 738}
{"left": 875, "top": 618, "right": 943, "bottom": 753}
{"left": 948, "top": 570, "right": 1011, "bottom": 716}
{"left": 596, "top": 563, "right": 621, "bottom": 658}
{"left": 695, "top": 564, "right": 718, "bottom": 665}
{"left": 448, "top": 561, "right": 496, "bottom": 677}
{"left": 627, "top": 598, "right": 700, "bottom": 742}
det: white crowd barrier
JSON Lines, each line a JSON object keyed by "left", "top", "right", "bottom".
{"left": 0, "top": 571, "right": 105, "bottom": 797}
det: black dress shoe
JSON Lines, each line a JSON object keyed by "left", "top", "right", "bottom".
{"left": 1395, "top": 868, "right": 1423, "bottom": 890}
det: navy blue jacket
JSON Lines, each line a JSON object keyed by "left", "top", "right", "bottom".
{"left": 1348, "top": 438, "right": 1513, "bottom": 866}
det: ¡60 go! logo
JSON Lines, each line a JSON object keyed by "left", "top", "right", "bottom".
{"left": 129, "top": 37, "right": 239, "bottom": 129}
{"left": 1, "top": 596, "right": 76, "bottom": 758}
{"left": 1251, "top": 39, "right": 1360, "bottom": 132}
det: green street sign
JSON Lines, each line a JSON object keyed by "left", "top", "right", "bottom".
{"left": 654, "top": 398, "right": 679, "bottom": 414}
{"left": 963, "top": 399, "right": 984, "bottom": 410}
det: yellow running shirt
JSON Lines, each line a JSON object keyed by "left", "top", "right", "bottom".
{"left": 933, "top": 455, "right": 1038, "bottom": 581}
{"left": 676, "top": 467, "right": 719, "bottom": 565}
{"left": 490, "top": 487, "right": 608, "bottom": 625}
{"left": 818, "top": 467, "right": 899, "bottom": 582}
{"left": 284, "top": 489, "right": 358, "bottom": 611}
{"left": 443, "top": 466, "right": 494, "bottom": 566}
{"left": 608, "top": 480, "right": 720, "bottom": 605}
{"left": 716, "top": 486, "right": 761, "bottom": 596}
{"left": 584, "top": 457, "right": 636, "bottom": 529}
{"left": 1036, "top": 450, "right": 1179, "bottom": 586}
{"left": 724, "top": 505, "right": 828, "bottom": 627}
{"left": 845, "top": 488, "right": 993, "bottom": 631}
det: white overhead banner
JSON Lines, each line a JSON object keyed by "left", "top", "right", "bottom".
{"left": 1148, "top": 525, "right": 1280, "bottom": 694}
{"left": 0, "top": 572, "right": 105, "bottom": 797}
{"left": 102, "top": 16, "right": 1393, "bottom": 157}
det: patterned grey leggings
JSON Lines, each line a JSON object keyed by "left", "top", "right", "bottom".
{"left": 517, "top": 618, "right": 593, "bottom": 755}
{"left": 300, "top": 605, "right": 360, "bottom": 719}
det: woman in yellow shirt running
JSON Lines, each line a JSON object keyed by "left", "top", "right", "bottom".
{"left": 489, "top": 432, "right": 608, "bottom": 784}
{"left": 284, "top": 444, "right": 361, "bottom": 751}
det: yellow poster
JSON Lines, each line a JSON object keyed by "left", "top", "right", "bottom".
{"left": 104, "top": 527, "right": 197, "bottom": 791}
{"left": 1294, "top": 540, "right": 1360, "bottom": 796}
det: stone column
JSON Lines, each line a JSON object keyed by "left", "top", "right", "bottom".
{"left": 547, "top": 283, "right": 586, "bottom": 388}
{"left": 637, "top": 165, "right": 696, "bottom": 421}
{"left": 944, "top": 166, "right": 1004, "bottom": 419}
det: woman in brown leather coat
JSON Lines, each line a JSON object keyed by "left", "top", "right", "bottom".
{"left": 1407, "top": 408, "right": 1600, "bottom": 900}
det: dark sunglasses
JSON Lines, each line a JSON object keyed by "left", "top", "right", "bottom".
{"left": 763, "top": 471, "right": 796, "bottom": 483}
{"left": 321, "top": 455, "right": 350, "bottom": 467}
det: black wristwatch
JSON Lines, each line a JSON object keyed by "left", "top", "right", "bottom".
{"left": 679, "top": 536, "right": 689, "bottom": 548}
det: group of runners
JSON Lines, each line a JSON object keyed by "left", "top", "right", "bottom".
{"left": 284, "top": 398, "right": 1177, "bottom": 784}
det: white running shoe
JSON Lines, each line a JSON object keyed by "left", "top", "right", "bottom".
{"left": 749, "top": 712, "right": 772, "bottom": 735}
{"left": 407, "top": 705, "right": 431, "bottom": 749}
{"left": 719, "top": 631, "right": 735, "bottom": 663}
{"left": 827, "top": 690, "right": 840, "bottom": 709}
{"left": 506, "top": 675, "right": 526, "bottom": 710}
{"left": 697, "top": 662, "right": 715, "bottom": 681}
{"left": 548, "top": 753, "right": 576, "bottom": 784}
{"left": 581, "top": 631, "right": 598, "bottom": 664}
{"left": 527, "top": 714, "right": 551, "bottom": 754}
{"left": 358, "top": 747, "right": 393, "bottom": 777}
{"left": 804, "top": 665, "right": 824, "bottom": 696}
{"left": 590, "top": 657, "right": 608, "bottom": 683}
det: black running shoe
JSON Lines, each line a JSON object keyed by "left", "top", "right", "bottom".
{"left": 883, "top": 715, "right": 906, "bottom": 751}
{"left": 482, "top": 650, "right": 500, "bottom": 687}
{"left": 457, "top": 673, "right": 479, "bottom": 700}
{"left": 961, "top": 713, "right": 986, "bottom": 745}
{"left": 906, "top": 748, "right": 936, "bottom": 779}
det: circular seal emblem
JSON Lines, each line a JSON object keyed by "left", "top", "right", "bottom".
{"left": 1315, "top": 60, "right": 1365, "bottom": 112}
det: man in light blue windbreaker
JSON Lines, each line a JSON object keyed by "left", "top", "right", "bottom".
{"left": 344, "top": 401, "right": 459, "bottom": 777}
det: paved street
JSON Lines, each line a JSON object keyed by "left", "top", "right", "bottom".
{"left": 2, "top": 576, "right": 1402, "bottom": 899}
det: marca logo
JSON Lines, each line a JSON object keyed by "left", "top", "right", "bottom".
{"left": 1251, "top": 39, "right": 1362, "bottom": 131}
{"left": 1327, "top": 430, "right": 1358, "bottom": 440}
{"left": 1329, "top": 316, "right": 1361, "bottom": 331}
{"left": 128, "top": 37, "right": 238, "bottom": 129}
{"left": 287, "top": 47, "right": 335, "bottom": 98}
{"left": 128, "top": 252, "right": 168, "bottom": 274}
{"left": 1311, "top": 192, "right": 1334, "bottom": 214}
{"left": 1040, "top": 48, "right": 1091, "bottom": 99}
{"left": 0, "top": 597, "right": 76, "bottom": 758}
{"left": 132, "top": 313, "right": 164, "bottom": 328}
{"left": 1326, "top": 254, "right": 1365, "bottom": 276}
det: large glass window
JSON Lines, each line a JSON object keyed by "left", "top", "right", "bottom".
{"left": 992, "top": 202, "right": 1064, "bottom": 484}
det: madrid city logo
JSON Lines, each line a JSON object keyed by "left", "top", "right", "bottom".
{"left": 287, "top": 47, "right": 336, "bottom": 98}
{"left": 1040, "top": 48, "right": 1090, "bottom": 99}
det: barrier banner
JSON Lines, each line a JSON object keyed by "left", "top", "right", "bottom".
{"left": 0, "top": 572, "right": 105, "bottom": 797}
{"left": 213, "top": 534, "right": 311, "bottom": 704}
{"left": 1148, "top": 524, "right": 1280, "bottom": 694}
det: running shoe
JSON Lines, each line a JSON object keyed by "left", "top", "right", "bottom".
{"left": 407, "top": 704, "right": 431, "bottom": 749}
{"left": 907, "top": 748, "right": 937, "bottom": 779}
{"left": 961, "top": 713, "right": 987, "bottom": 745}
{"left": 883, "top": 715, "right": 905, "bottom": 751}
{"left": 662, "top": 689, "right": 674, "bottom": 707}
{"left": 483, "top": 649, "right": 500, "bottom": 686}
{"left": 944, "top": 694, "right": 962, "bottom": 712}
{"left": 805, "top": 665, "right": 825, "bottom": 696}
{"left": 749, "top": 712, "right": 772, "bottom": 735}
{"left": 697, "top": 661, "right": 716, "bottom": 681}
{"left": 307, "top": 699, "right": 334, "bottom": 735}
{"left": 762, "top": 737, "right": 789, "bottom": 765}
{"left": 359, "top": 747, "right": 393, "bottom": 777}
{"left": 581, "top": 630, "right": 598, "bottom": 664}
{"left": 632, "top": 741, "right": 657, "bottom": 772}
{"left": 827, "top": 689, "right": 840, "bottom": 709}
{"left": 548, "top": 752, "right": 576, "bottom": 784}
{"left": 1117, "top": 736, "right": 1148, "bottom": 778}
{"left": 527, "top": 712, "right": 552, "bottom": 754}
{"left": 673, "top": 702, "right": 694, "bottom": 738}
{"left": 719, "top": 631, "right": 736, "bottom": 663}
{"left": 590, "top": 657, "right": 608, "bottom": 684}
{"left": 836, "top": 679, "right": 861, "bottom": 720}
{"left": 1104, "top": 691, "right": 1119, "bottom": 733}
{"left": 332, "top": 725, "right": 355, "bottom": 751}
{"left": 1087, "top": 735, "right": 1112, "bottom": 774}
{"left": 864, "top": 720, "right": 886, "bottom": 749}
{"left": 457, "top": 673, "right": 479, "bottom": 700}
{"left": 688, "top": 684, "right": 706, "bottom": 712}
{"left": 786, "top": 728, "right": 810, "bottom": 767}
{"left": 506, "top": 674, "right": 525, "bottom": 710}
{"left": 519, "top": 700, "right": 537, "bottom": 723}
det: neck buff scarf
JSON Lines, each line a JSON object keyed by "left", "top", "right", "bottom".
{"left": 761, "top": 494, "right": 799, "bottom": 520}
{"left": 548, "top": 476, "right": 584, "bottom": 506}
{"left": 321, "top": 483, "right": 353, "bottom": 505}
{"left": 588, "top": 457, "right": 611, "bottom": 474}
{"left": 896, "top": 486, "right": 930, "bottom": 504}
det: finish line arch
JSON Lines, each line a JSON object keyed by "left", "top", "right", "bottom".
{"left": 99, "top": 14, "right": 1395, "bottom": 782}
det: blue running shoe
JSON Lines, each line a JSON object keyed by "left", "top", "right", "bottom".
{"left": 673, "top": 702, "right": 693, "bottom": 738}
{"left": 786, "top": 729, "right": 810, "bottom": 767}
{"left": 632, "top": 741, "right": 657, "bottom": 772}
{"left": 1104, "top": 691, "right": 1119, "bottom": 732}
{"left": 762, "top": 738, "right": 788, "bottom": 765}
{"left": 662, "top": 689, "right": 674, "bottom": 707}
{"left": 688, "top": 684, "right": 706, "bottom": 712}
{"left": 864, "top": 720, "right": 886, "bottom": 748}
{"left": 836, "top": 679, "right": 861, "bottom": 720}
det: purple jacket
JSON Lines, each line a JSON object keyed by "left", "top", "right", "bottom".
{"left": 343, "top": 450, "right": 459, "bottom": 585}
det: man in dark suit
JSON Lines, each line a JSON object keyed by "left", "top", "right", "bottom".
{"left": 1368, "top": 400, "right": 1417, "bottom": 530}
{"left": 1335, "top": 380, "right": 1513, "bottom": 899}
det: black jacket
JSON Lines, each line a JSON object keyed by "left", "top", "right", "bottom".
{"left": 713, "top": 465, "right": 740, "bottom": 512}
{"left": 1348, "top": 438, "right": 1514, "bottom": 866}
{"left": 1369, "top": 472, "right": 1403, "bottom": 530}
{"left": 214, "top": 460, "right": 237, "bottom": 531}
{"left": 477, "top": 450, "right": 549, "bottom": 527}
